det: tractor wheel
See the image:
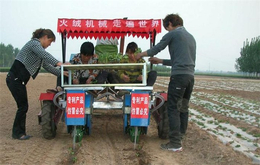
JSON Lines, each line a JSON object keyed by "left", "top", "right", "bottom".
{"left": 41, "top": 101, "right": 57, "bottom": 139}
{"left": 157, "top": 102, "right": 169, "bottom": 139}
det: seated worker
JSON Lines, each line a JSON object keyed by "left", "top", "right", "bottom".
{"left": 117, "top": 42, "right": 157, "bottom": 86}
{"left": 71, "top": 41, "right": 108, "bottom": 85}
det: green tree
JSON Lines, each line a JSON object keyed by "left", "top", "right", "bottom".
{"left": 235, "top": 36, "right": 260, "bottom": 75}
{"left": 0, "top": 43, "right": 19, "bottom": 67}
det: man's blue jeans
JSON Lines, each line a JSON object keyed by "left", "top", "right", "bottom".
{"left": 167, "top": 74, "right": 194, "bottom": 148}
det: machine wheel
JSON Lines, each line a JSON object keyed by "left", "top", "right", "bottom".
{"left": 157, "top": 102, "right": 169, "bottom": 139}
{"left": 41, "top": 101, "right": 57, "bottom": 139}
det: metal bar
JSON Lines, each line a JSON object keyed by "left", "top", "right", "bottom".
{"left": 61, "top": 63, "right": 148, "bottom": 87}
{"left": 63, "top": 83, "right": 147, "bottom": 88}
{"left": 115, "top": 86, "right": 153, "bottom": 91}
{"left": 68, "top": 70, "right": 72, "bottom": 85}
{"left": 149, "top": 30, "right": 157, "bottom": 70}
{"left": 120, "top": 36, "right": 125, "bottom": 54}
{"left": 61, "top": 32, "right": 67, "bottom": 63}
{"left": 152, "top": 29, "right": 157, "bottom": 46}
{"left": 64, "top": 87, "right": 104, "bottom": 91}
{"left": 62, "top": 63, "right": 144, "bottom": 70}
{"left": 143, "top": 63, "right": 147, "bottom": 85}
{"left": 61, "top": 65, "right": 64, "bottom": 87}
{"left": 119, "top": 17, "right": 128, "bottom": 54}
{"left": 92, "top": 101, "right": 123, "bottom": 109}
{"left": 134, "top": 126, "right": 138, "bottom": 149}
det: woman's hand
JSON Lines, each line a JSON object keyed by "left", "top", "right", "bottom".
{"left": 137, "top": 75, "right": 142, "bottom": 81}
{"left": 73, "top": 79, "right": 79, "bottom": 84}
{"left": 122, "top": 74, "right": 130, "bottom": 82}
{"left": 63, "top": 71, "right": 69, "bottom": 77}
{"left": 56, "top": 62, "right": 71, "bottom": 66}
{"left": 63, "top": 62, "right": 71, "bottom": 65}
{"left": 86, "top": 77, "right": 93, "bottom": 84}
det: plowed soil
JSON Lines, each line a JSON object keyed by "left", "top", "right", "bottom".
{"left": 0, "top": 73, "right": 258, "bottom": 165}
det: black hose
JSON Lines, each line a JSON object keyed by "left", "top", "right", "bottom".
{"left": 53, "top": 91, "right": 66, "bottom": 110}
{"left": 150, "top": 93, "right": 165, "bottom": 113}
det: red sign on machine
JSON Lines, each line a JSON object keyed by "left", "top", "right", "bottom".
{"left": 66, "top": 93, "right": 85, "bottom": 118}
{"left": 131, "top": 93, "right": 149, "bottom": 119}
{"left": 57, "top": 18, "right": 162, "bottom": 42}
{"left": 58, "top": 19, "right": 161, "bottom": 33}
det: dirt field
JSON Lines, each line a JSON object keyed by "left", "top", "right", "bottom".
{"left": 0, "top": 73, "right": 259, "bottom": 165}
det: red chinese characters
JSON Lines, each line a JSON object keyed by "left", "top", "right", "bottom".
{"left": 131, "top": 93, "right": 149, "bottom": 119}
{"left": 66, "top": 93, "right": 85, "bottom": 118}
{"left": 57, "top": 19, "right": 161, "bottom": 40}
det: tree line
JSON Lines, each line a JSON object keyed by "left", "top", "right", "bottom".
{"left": 235, "top": 36, "right": 260, "bottom": 75}
{"left": 1, "top": 37, "right": 259, "bottom": 76}
{"left": 0, "top": 43, "right": 19, "bottom": 67}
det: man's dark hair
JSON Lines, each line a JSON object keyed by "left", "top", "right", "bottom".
{"left": 80, "top": 42, "right": 94, "bottom": 56}
{"left": 163, "top": 14, "right": 183, "bottom": 29}
{"left": 126, "top": 42, "right": 138, "bottom": 54}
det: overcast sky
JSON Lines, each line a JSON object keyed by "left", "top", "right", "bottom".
{"left": 1, "top": 0, "right": 259, "bottom": 72}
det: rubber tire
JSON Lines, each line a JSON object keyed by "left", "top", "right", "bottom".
{"left": 41, "top": 101, "right": 56, "bottom": 139}
{"left": 157, "top": 102, "right": 169, "bottom": 139}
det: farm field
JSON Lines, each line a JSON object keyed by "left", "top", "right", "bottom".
{"left": 0, "top": 73, "right": 259, "bottom": 165}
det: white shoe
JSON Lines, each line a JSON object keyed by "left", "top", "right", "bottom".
{"left": 161, "top": 143, "right": 183, "bottom": 152}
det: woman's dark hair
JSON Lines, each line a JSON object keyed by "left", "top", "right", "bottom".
{"left": 32, "top": 28, "right": 56, "bottom": 41}
{"left": 80, "top": 42, "right": 94, "bottom": 56}
{"left": 126, "top": 42, "right": 138, "bottom": 54}
{"left": 163, "top": 14, "right": 183, "bottom": 29}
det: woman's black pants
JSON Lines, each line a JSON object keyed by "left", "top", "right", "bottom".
{"left": 6, "top": 72, "right": 29, "bottom": 139}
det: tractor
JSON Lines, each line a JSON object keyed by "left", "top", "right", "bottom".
{"left": 38, "top": 18, "right": 169, "bottom": 148}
